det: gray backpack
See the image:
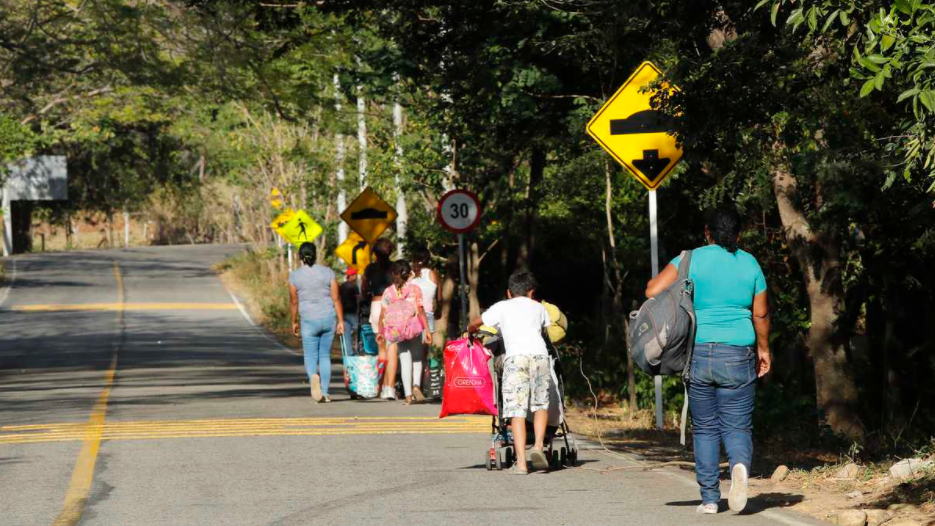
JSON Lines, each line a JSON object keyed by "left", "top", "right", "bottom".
{"left": 628, "top": 250, "right": 696, "bottom": 378}
{"left": 628, "top": 250, "right": 697, "bottom": 444}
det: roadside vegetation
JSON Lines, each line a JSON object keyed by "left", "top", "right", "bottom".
{"left": 3, "top": 1, "right": 935, "bottom": 520}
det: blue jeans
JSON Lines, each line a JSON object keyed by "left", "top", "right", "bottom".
{"left": 689, "top": 343, "right": 756, "bottom": 505}
{"left": 301, "top": 315, "right": 337, "bottom": 396}
{"left": 344, "top": 313, "right": 360, "bottom": 355}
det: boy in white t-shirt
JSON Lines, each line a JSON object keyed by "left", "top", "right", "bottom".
{"left": 468, "top": 271, "right": 551, "bottom": 475}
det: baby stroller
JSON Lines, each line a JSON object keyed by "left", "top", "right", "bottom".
{"left": 478, "top": 328, "right": 579, "bottom": 471}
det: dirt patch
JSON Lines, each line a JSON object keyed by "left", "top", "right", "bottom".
{"left": 565, "top": 406, "right": 935, "bottom": 525}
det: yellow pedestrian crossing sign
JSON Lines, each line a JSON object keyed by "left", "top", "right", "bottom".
{"left": 340, "top": 187, "right": 397, "bottom": 244}
{"left": 271, "top": 209, "right": 322, "bottom": 247}
{"left": 586, "top": 61, "right": 682, "bottom": 190}
{"left": 334, "top": 232, "right": 372, "bottom": 273}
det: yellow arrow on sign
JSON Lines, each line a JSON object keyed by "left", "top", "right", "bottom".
{"left": 586, "top": 61, "right": 683, "bottom": 190}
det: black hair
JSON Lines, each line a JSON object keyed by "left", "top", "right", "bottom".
{"left": 508, "top": 271, "right": 538, "bottom": 298}
{"left": 413, "top": 248, "right": 431, "bottom": 267}
{"left": 705, "top": 206, "right": 742, "bottom": 253}
{"left": 373, "top": 238, "right": 395, "bottom": 264}
{"left": 299, "top": 242, "right": 317, "bottom": 266}
{"left": 389, "top": 259, "right": 412, "bottom": 289}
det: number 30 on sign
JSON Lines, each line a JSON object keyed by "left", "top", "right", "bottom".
{"left": 437, "top": 189, "right": 481, "bottom": 234}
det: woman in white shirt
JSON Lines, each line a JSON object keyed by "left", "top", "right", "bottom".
{"left": 410, "top": 250, "right": 441, "bottom": 401}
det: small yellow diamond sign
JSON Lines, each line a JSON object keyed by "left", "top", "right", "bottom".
{"left": 586, "top": 61, "right": 682, "bottom": 190}
{"left": 340, "top": 187, "right": 397, "bottom": 244}
{"left": 270, "top": 187, "right": 284, "bottom": 209}
{"left": 334, "top": 231, "right": 372, "bottom": 273}
{"left": 272, "top": 210, "right": 322, "bottom": 247}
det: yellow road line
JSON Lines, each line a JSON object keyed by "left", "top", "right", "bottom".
{"left": 13, "top": 302, "right": 237, "bottom": 312}
{"left": 0, "top": 417, "right": 490, "bottom": 445}
{"left": 50, "top": 262, "right": 122, "bottom": 526}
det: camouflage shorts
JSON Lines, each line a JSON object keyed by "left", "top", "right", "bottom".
{"left": 501, "top": 354, "right": 551, "bottom": 419}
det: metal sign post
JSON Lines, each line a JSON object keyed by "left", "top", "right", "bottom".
{"left": 458, "top": 233, "right": 469, "bottom": 331}
{"left": 649, "top": 189, "right": 664, "bottom": 431}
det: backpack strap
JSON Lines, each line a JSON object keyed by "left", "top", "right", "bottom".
{"left": 677, "top": 249, "right": 693, "bottom": 281}
{"left": 678, "top": 249, "right": 695, "bottom": 447}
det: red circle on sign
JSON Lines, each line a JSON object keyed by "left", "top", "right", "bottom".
{"left": 436, "top": 189, "right": 482, "bottom": 234}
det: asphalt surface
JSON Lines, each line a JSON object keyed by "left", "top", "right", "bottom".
{"left": 0, "top": 245, "right": 829, "bottom": 526}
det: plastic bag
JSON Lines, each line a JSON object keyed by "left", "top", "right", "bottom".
{"left": 439, "top": 336, "right": 497, "bottom": 418}
{"left": 341, "top": 332, "right": 380, "bottom": 399}
{"left": 346, "top": 355, "right": 380, "bottom": 398}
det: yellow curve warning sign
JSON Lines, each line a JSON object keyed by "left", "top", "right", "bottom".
{"left": 334, "top": 231, "right": 372, "bottom": 273}
{"left": 271, "top": 209, "right": 322, "bottom": 247}
{"left": 586, "top": 61, "right": 682, "bottom": 190}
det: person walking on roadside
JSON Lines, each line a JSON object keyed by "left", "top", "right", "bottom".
{"left": 361, "top": 238, "right": 397, "bottom": 399}
{"left": 289, "top": 243, "right": 345, "bottom": 403}
{"left": 645, "top": 206, "right": 771, "bottom": 515}
{"left": 377, "top": 260, "right": 432, "bottom": 405}
{"left": 339, "top": 268, "right": 360, "bottom": 354}
{"left": 411, "top": 249, "right": 441, "bottom": 400}
{"left": 468, "top": 271, "right": 552, "bottom": 475}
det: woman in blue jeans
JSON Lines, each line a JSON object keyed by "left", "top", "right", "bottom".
{"left": 289, "top": 243, "right": 344, "bottom": 403}
{"left": 646, "top": 206, "right": 772, "bottom": 515}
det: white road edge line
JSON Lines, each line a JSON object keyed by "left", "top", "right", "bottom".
{"left": 228, "top": 291, "right": 300, "bottom": 356}
{"left": 0, "top": 257, "right": 18, "bottom": 307}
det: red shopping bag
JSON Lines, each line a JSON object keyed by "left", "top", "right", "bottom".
{"left": 439, "top": 336, "right": 497, "bottom": 418}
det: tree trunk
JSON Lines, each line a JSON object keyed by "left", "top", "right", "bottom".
{"left": 772, "top": 155, "right": 864, "bottom": 440}
{"left": 469, "top": 240, "right": 481, "bottom": 320}
{"left": 393, "top": 92, "right": 408, "bottom": 256}
{"left": 107, "top": 211, "right": 115, "bottom": 248}
{"left": 334, "top": 73, "right": 348, "bottom": 244}
{"left": 357, "top": 88, "right": 367, "bottom": 190}
{"left": 516, "top": 147, "right": 545, "bottom": 270}
{"left": 603, "top": 161, "right": 637, "bottom": 412}
{"left": 65, "top": 214, "right": 74, "bottom": 249}
{"left": 435, "top": 253, "right": 458, "bottom": 344}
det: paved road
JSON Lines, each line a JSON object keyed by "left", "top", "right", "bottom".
{"left": 0, "top": 246, "right": 827, "bottom": 526}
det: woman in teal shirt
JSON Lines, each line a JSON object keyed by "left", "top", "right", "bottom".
{"left": 646, "top": 207, "right": 772, "bottom": 515}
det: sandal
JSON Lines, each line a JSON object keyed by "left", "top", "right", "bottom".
{"left": 412, "top": 386, "right": 425, "bottom": 402}
{"left": 528, "top": 449, "right": 549, "bottom": 471}
{"left": 508, "top": 465, "right": 528, "bottom": 476}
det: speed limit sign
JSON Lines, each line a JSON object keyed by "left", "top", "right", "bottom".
{"left": 437, "top": 189, "right": 481, "bottom": 234}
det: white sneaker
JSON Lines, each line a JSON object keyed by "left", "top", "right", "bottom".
{"left": 696, "top": 503, "right": 718, "bottom": 514}
{"left": 381, "top": 387, "right": 396, "bottom": 400}
{"left": 728, "top": 463, "right": 749, "bottom": 513}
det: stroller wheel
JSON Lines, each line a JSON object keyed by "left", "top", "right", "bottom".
{"left": 495, "top": 451, "right": 503, "bottom": 471}
{"left": 550, "top": 450, "right": 560, "bottom": 469}
{"left": 504, "top": 447, "right": 514, "bottom": 468}
{"left": 485, "top": 455, "right": 492, "bottom": 471}
{"left": 560, "top": 447, "right": 568, "bottom": 467}
{"left": 570, "top": 450, "right": 578, "bottom": 467}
